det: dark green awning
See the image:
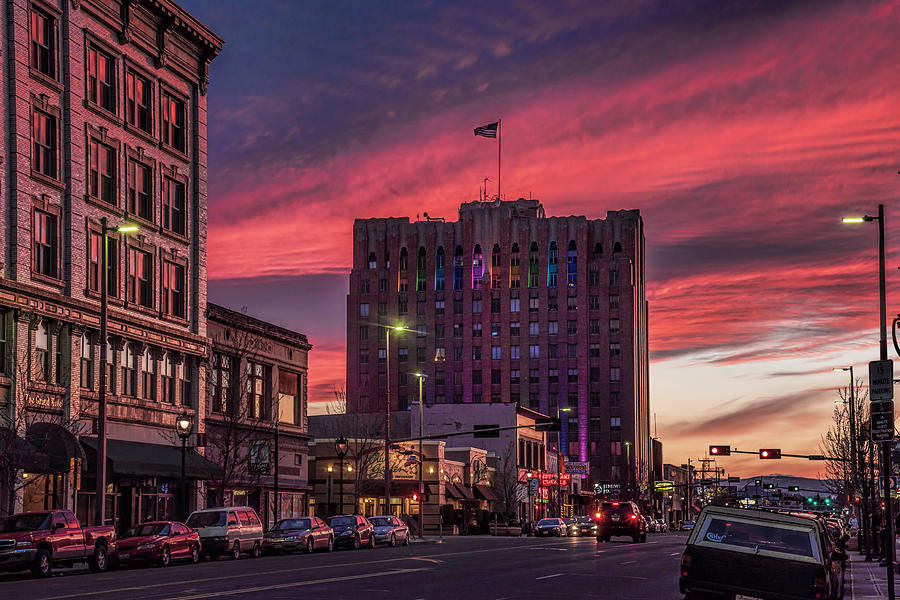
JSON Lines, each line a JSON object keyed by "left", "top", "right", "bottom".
{"left": 81, "top": 438, "right": 223, "bottom": 480}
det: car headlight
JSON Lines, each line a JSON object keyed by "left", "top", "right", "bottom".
{"left": 136, "top": 543, "right": 156, "bottom": 551}
{"left": 16, "top": 541, "right": 33, "bottom": 549}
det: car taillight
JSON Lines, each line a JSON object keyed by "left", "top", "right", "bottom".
{"left": 680, "top": 554, "right": 691, "bottom": 577}
{"left": 630, "top": 515, "right": 637, "bottom": 520}
{"left": 812, "top": 575, "right": 826, "bottom": 599}
{"left": 594, "top": 512, "right": 602, "bottom": 519}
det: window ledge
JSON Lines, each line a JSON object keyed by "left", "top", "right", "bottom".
{"left": 30, "top": 170, "right": 64, "bottom": 190}
{"left": 84, "top": 194, "right": 123, "bottom": 216}
{"left": 82, "top": 100, "right": 122, "bottom": 127}
{"left": 31, "top": 270, "right": 65, "bottom": 288}
{"left": 84, "top": 289, "right": 124, "bottom": 306}
{"left": 124, "top": 212, "right": 158, "bottom": 233}
{"left": 123, "top": 121, "right": 156, "bottom": 145}
{"left": 29, "top": 68, "right": 62, "bottom": 92}
{"left": 159, "top": 141, "right": 189, "bottom": 163}
{"left": 160, "top": 228, "right": 189, "bottom": 245}
{"left": 124, "top": 301, "right": 157, "bottom": 318}
{"left": 160, "top": 312, "right": 189, "bottom": 327}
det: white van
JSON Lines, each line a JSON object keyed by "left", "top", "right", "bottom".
{"left": 185, "top": 507, "right": 264, "bottom": 560}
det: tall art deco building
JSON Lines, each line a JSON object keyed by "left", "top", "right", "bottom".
{"left": 346, "top": 198, "right": 650, "bottom": 491}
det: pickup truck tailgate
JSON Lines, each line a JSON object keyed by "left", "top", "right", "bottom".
{"left": 684, "top": 545, "right": 821, "bottom": 599}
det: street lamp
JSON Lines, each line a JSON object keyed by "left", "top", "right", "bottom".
{"left": 335, "top": 437, "right": 349, "bottom": 515}
{"left": 414, "top": 372, "right": 427, "bottom": 538}
{"left": 624, "top": 441, "right": 632, "bottom": 500}
{"left": 379, "top": 323, "right": 415, "bottom": 516}
{"left": 556, "top": 406, "right": 571, "bottom": 518}
{"left": 175, "top": 411, "right": 193, "bottom": 520}
{"left": 843, "top": 205, "right": 893, "bottom": 590}
{"left": 95, "top": 218, "right": 138, "bottom": 527}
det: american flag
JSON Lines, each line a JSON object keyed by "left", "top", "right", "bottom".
{"left": 474, "top": 122, "right": 499, "bottom": 138}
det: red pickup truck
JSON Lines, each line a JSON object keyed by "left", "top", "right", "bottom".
{"left": 0, "top": 510, "right": 116, "bottom": 577}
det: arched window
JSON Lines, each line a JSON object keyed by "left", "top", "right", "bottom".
{"left": 368, "top": 251, "right": 377, "bottom": 269}
{"left": 472, "top": 244, "right": 484, "bottom": 290}
{"left": 491, "top": 244, "right": 502, "bottom": 288}
{"left": 593, "top": 242, "right": 602, "bottom": 255}
{"left": 613, "top": 242, "right": 622, "bottom": 254}
{"left": 416, "top": 247, "right": 427, "bottom": 291}
{"left": 435, "top": 246, "right": 445, "bottom": 291}
{"left": 566, "top": 240, "right": 577, "bottom": 287}
{"left": 528, "top": 242, "right": 539, "bottom": 288}
{"left": 510, "top": 243, "right": 520, "bottom": 289}
{"left": 453, "top": 245, "right": 464, "bottom": 290}
{"left": 398, "top": 247, "right": 408, "bottom": 291}
{"left": 547, "top": 241, "right": 558, "bottom": 288}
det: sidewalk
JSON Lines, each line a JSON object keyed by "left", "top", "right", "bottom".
{"left": 848, "top": 545, "right": 899, "bottom": 599}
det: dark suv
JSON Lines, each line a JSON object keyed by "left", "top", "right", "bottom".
{"left": 329, "top": 515, "right": 375, "bottom": 550}
{"left": 596, "top": 501, "right": 647, "bottom": 543}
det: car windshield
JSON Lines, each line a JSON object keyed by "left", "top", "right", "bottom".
{"left": 186, "top": 511, "right": 226, "bottom": 528}
{"left": 123, "top": 523, "right": 170, "bottom": 538}
{"left": 537, "top": 519, "right": 558, "bottom": 526}
{"left": 0, "top": 513, "right": 52, "bottom": 532}
{"left": 698, "top": 516, "right": 816, "bottom": 559}
{"left": 576, "top": 517, "right": 594, "bottom": 524}
{"left": 369, "top": 517, "right": 393, "bottom": 527}
{"left": 602, "top": 503, "right": 634, "bottom": 517}
{"left": 330, "top": 516, "right": 356, "bottom": 527}
{"left": 275, "top": 519, "right": 311, "bottom": 531}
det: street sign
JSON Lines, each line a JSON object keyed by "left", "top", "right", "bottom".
{"left": 871, "top": 400, "right": 895, "bottom": 442}
{"left": 566, "top": 461, "right": 589, "bottom": 476}
{"left": 528, "top": 478, "right": 539, "bottom": 494}
{"left": 869, "top": 360, "right": 894, "bottom": 401}
{"left": 654, "top": 480, "right": 674, "bottom": 492}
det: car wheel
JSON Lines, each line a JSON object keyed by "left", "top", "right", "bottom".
{"left": 353, "top": 534, "right": 361, "bottom": 550}
{"left": 190, "top": 544, "right": 200, "bottom": 564}
{"left": 390, "top": 533, "right": 397, "bottom": 547}
{"left": 641, "top": 533, "right": 647, "bottom": 543}
{"left": 369, "top": 533, "right": 376, "bottom": 549}
{"left": 403, "top": 533, "right": 410, "bottom": 546}
{"left": 631, "top": 535, "right": 639, "bottom": 543}
{"left": 306, "top": 538, "right": 315, "bottom": 554}
{"left": 327, "top": 536, "right": 334, "bottom": 552}
{"left": 31, "top": 549, "right": 51, "bottom": 578}
{"left": 231, "top": 541, "right": 241, "bottom": 560}
{"left": 159, "top": 545, "right": 171, "bottom": 567}
{"left": 89, "top": 544, "right": 108, "bottom": 573}
{"left": 250, "top": 542, "right": 261, "bottom": 559}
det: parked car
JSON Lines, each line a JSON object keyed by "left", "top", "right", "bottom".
{"left": 645, "top": 516, "right": 657, "bottom": 532}
{"left": 369, "top": 515, "right": 410, "bottom": 546}
{"left": 329, "top": 515, "right": 375, "bottom": 549}
{"left": 0, "top": 510, "right": 116, "bottom": 577}
{"left": 262, "top": 517, "right": 333, "bottom": 554}
{"left": 573, "top": 516, "right": 598, "bottom": 537}
{"left": 116, "top": 521, "right": 200, "bottom": 566}
{"left": 534, "top": 518, "right": 568, "bottom": 537}
{"left": 564, "top": 518, "right": 579, "bottom": 536}
{"left": 679, "top": 506, "right": 846, "bottom": 600}
{"left": 682, "top": 520, "right": 695, "bottom": 531}
{"left": 185, "top": 507, "right": 264, "bottom": 560}
{"left": 596, "top": 501, "right": 647, "bottom": 543}
{"left": 654, "top": 519, "right": 668, "bottom": 533}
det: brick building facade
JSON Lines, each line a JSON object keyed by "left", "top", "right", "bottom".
{"left": 0, "top": 0, "right": 221, "bottom": 526}
{"left": 346, "top": 199, "right": 650, "bottom": 495}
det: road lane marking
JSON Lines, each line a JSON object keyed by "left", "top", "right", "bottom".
{"left": 620, "top": 560, "right": 637, "bottom": 565}
{"left": 669, "top": 552, "right": 681, "bottom": 556}
{"left": 161, "top": 567, "right": 431, "bottom": 600}
{"left": 411, "top": 557, "right": 444, "bottom": 564}
{"left": 536, "top": 573, "right": 565, "bottom": 580}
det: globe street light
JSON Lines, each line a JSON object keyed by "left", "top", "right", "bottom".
{"left": 95, "top": 218, "right": 138, "bottom": 527}
{"left": 175, "top": 410, "right": 193, "bottom": 520}
{"left": 335, "top": 436, "right": 349, "bottom": 515}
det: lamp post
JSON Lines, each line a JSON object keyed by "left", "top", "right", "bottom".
{"left": 175, "top": 411, "right": 193, "bottom": 520}
{"left": 624, "top": 441, "right": 632, "bottom": 500}
{"left": 382, "top": 324, "right": 409, "bottom": 516}
{"left": 95, "top": 219, "right": 138, "bottom": 527}
{"left": 525, "top": 471, "right": 533, "bottom": 526}
{"left": 834, "top": 366, "right": 864, "bottom": 550}
{"left": 335, "top": 437, "right": 349, "bottom": 515}
{"left": 414, "top": 372, "right": 426, "bottom": 537}
{"left": 843, "top": 204, "right": 893, "bottom": 595}
{"left": 556, "top": 407, "right": 571, "bottom": 518}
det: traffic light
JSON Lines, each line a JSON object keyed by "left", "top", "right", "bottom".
{"left": 759, "top": 448, "right": 781, "bottom": 459}
{"left": 755, "top": 479, "right": 762, "bottom": 486}
{"left": 824, "top": 498, "right": 831, "bottom": 506}
{"left": 709, "top": 445, "right": 731, "bottom": 456}
{"left": 788, "top": 486, "right": 800, "bottom": 492}
{"left": 763, "top": 483, "right": 775, "bottom": 489}
{"left": 411, "top": 493, "right": 419, "bottom": 502}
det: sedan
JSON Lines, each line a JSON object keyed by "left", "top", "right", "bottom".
{"left": 116, "top": 521, "right": 200, "bottom": 567}
{"left": 329, "top": 515, "right": 376, "bottom": 550}
{"left": 262, "top": 517, "right": 333, "bottom": 554}
{"left": 369, "top": 516, "right": 410, "bottom": 546}
{"left": 534, "top": 518, "right": 567, "bottom": 537}
{"left": 574, "top": 516, "right": 598, "bottom": 536}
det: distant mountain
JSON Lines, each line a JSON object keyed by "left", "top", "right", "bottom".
{"left": 735, "top": 474, "right": 835, "bottom": 496}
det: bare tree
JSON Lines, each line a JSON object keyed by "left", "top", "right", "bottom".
{"left": 327, "top": 385, "right": 347, "bottom": 415}
{"left": 492, "top": 442, "right": 524, "bottom": 523}
{"left": 202, "top": 317, "right": 280, "bottom": 507}
{"left": 819, "top": 378, "right": 869, "bottom": 503}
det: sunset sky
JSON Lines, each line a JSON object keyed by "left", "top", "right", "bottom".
{"left": 181, "top": 0, "right": 899, "bottom": 478}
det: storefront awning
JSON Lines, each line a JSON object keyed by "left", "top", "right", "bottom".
{"left": 474, "top": 484, "right": 499, "bottom": 501}
{"left": 449, "top": 482, "right": 474, "bottom": 500}
{"left": 24, "top": 422, "right": 87, "bottom": 473}
{"left": 81, "top": 438, "right": 223, "bottom": 480}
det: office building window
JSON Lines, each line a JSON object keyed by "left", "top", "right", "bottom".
{"left": 547, "top": 241, "right": 558, "bottom": 287}
{"left": 87, "top": 44, "right": 116, "bottom": 113}
{"left": 161, "top": 92, "right": 186, "bottom": 152}
{"left": 127, "top": 248, "right": 153, "bottom": 308}
{"left": 510, "top": 345, "right": 520, "bottom": 360}
{"left": 32, "top": 108, "right": 58, "bottom": 178}
{"left": 126, "top": 70, "right": 152, "bottom": 133}
{"left": 510, "top": 321, "right": 520, "bottom": 336}
{"left": 549, "top": 321, "right": 558, "bottom": 335}
{"left": 491, "top": 346, "right": 501, "bottom": 360}
{"left": 30, "top": 8, "right": 56, "bottom": 78}
{"left": 529, "top": 345, "right": 539, "bottom": 359}
{"left": 33, "top": 210, "right": 58, "bottom": 278}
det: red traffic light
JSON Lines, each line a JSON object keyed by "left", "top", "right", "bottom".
{"left": 759, "top": 448, "right": 782, "bottom": 459}
{"left": 411, "top": 493, "right": 418, "bottom": 502}
{"left": 709, "top": 445, "right": 731, "bottom": 456}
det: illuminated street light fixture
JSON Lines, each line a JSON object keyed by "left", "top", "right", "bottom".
{"left": 95, "top": 219, "right": 139, "bottom": 527}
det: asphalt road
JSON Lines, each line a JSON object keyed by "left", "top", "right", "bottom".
{"left": 0, "top": 532, "right": 690, "bottom": 599}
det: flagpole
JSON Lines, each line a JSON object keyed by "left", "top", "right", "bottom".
{"left": 498, "top": 119, "right": 501, "bottom": 201}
